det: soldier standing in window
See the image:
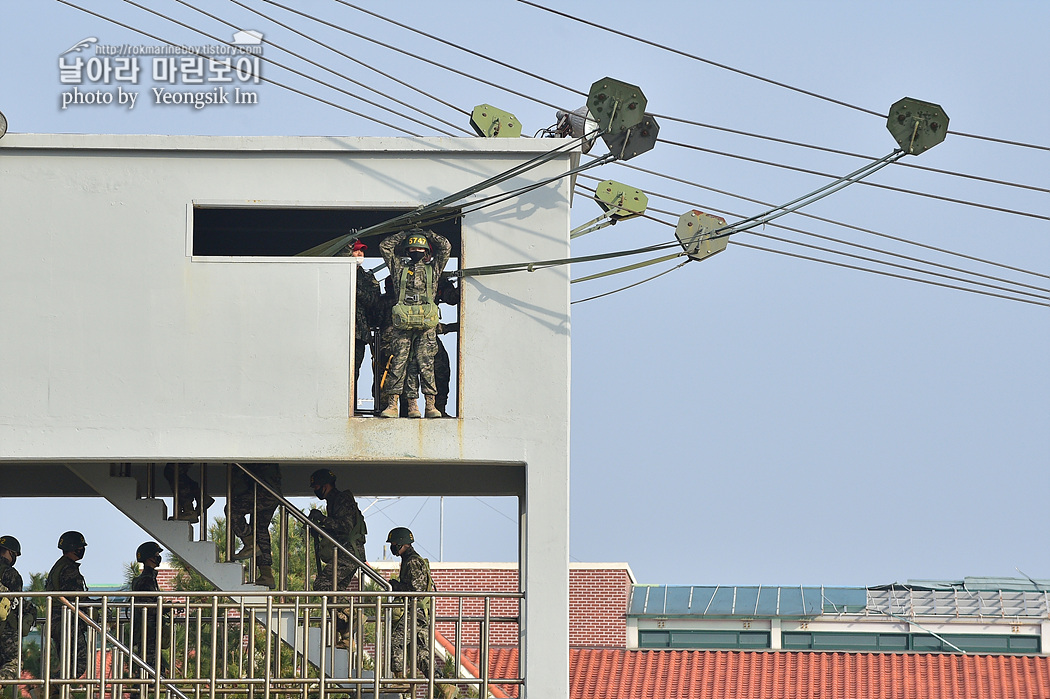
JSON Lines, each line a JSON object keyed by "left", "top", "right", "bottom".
{"left": 338, "top": 240, "right": 382, "bottom": 397}
{"left": 378, "top": 228, "right": 451, "bottom": 419}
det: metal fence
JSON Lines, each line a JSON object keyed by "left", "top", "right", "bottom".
{"left": 0, "top": 588, "right": 522, "bottom": 699}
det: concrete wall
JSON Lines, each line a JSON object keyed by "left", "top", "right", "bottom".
{"left": 0, "top": 134, "right": 573, "bottom": 698}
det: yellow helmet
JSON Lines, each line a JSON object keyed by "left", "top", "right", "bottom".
{"left": 405, "top": 231, "right": 430, "bottom": 252}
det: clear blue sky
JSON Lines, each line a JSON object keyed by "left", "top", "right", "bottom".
{"left": 1, "top": 0, "right": 1047, "bottom": 587}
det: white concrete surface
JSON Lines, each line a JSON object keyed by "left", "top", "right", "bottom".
{"left": 0, "top": 134, "right": 574, "bottom": 699}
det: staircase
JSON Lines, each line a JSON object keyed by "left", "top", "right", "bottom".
{"left": 66, "top": 463, "right": 368, "bottom": 685}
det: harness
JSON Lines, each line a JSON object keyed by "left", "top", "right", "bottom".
{"left": 391, "top": 264, "right": 440, "bottom": 330}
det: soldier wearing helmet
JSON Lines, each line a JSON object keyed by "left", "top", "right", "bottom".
{"left": 378, "top": 228, "right": 452, "bottom": 419}
{"left": 131, "top": 542, "right": 166, "bottom": 673}
{"left": 307, "top": 469, "right": 367, "bottom": 593}
{"left": 386, "top": 527, "right": 436, "bottom": 681}
{"left": 45, "top": 531, "right": 90, "bottom": 683}
{"left": 0, "top": 535, "right": 35, "bottom": 681}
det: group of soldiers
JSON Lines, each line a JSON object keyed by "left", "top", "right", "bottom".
{"left": 0, "top": 466, "right": 436, "bottom": 690}
{"left": 347, "top": 228, "right": 457, "bottom": 419}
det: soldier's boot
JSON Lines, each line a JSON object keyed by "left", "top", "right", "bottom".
{"left": 174, "top": 502, "right": 199, "bottom": 522}
{"left": 424, "top": 395, "right": 441, "bottom": 419}
{"left": 405, "top": 395, "right": 422, "bottom": 419}
{"left": 435, "top": 395, "right": 449, "bottom": 418}
{"left": 379, "top": 394, "right": 400, "bottom": 418}
{"left": 255, "top": 565, "right": 275, "bottom": 589}
{"left": 232, "top": 534, "right": 255, "bottom": 561}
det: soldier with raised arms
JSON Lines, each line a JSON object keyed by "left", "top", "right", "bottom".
{"left": 378, "top": 228, "right": 452, "bottom": 419}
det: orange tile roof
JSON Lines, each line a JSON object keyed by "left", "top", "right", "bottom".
{"left": 569, "top": 649, "right": 1050, "bottom": 699}
{"left": 461, "top": 647, "right": 520, "bottom": 698}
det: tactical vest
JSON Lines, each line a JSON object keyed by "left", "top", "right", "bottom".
{"left": 391, "top": 264, "right": 440, "bottom": 330}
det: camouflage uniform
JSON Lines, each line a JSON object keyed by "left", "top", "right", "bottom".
{"left": 378, "top": 230, "right": 452, "bottom": 403}
{"left": 402, "top": 275, "right": 458, "bottom": 415}
{"left": 311, "top": 488, "right": 367, "bottom": 592}
{"left": 0, "top": 559, "right": 31, "bottom": 681}
{"left": 434, "top": 275, "right": 459, "bottom": 415}
{"left": 45, "top": 556, "right": 88, "bottom": 681}
{"left": 229, "top": 463, "right": 282, "bottom": 567}
{"left": 390, "top": 546, "right": 435, "bottom": 678}
{"left": 337, "top": 246, "right": 383, "bottom": 385}
{"left": 130, "top": 566, "right": 165, "bottom": 673}
{"left": 162, "top": 462, "right": 208, "bottom": 517}
{"left": 355, "top": 266, "right": 381, "bottom": 382}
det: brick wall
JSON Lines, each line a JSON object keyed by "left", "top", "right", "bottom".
{"left": 568, "top": 568, "right": 631, "bottom": 648}
{"left": 373, "top": 563, "right": 633, "bottom": 649}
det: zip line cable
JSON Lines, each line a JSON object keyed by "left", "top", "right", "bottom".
{"left": 611, "top": 162, "right": 1050, "bottom": 282}
{"left": 568, "top": 209, "right": 1050, "bottom": 308}
{"left": 225, "top": 0, "right": 474, "bottom": 129}
{"left": 708, "top": 151, "right": 908, "bottom": 238}
{"left": 170, "top": 1, "right": 1050, "bottom": 218}
{"left": 731, "top": 241, "right": 1050, "bottom": 307}
{"left": 322, "top": 0, "right": 1047, "bottom": 195}
{"left": 569, "top": 199, "right": 1050, "bottom": 303}
{"left": 462, "top": 152, "right": 959, "bottom": 277}
{"left": 572, "top": 259, "right": 690, "bottom": 305}
{"left": 297, "top": 133, "right": 596, "bottom": 256}
{"left": 259, "top": 0, "right": 570, "bottom": 113}
{"left": 573, "top": 179, "right": 1050, "bottom": 297}
{"left": 55, "top": 0, "right": 425, "bottom": 136}
{"left": 119, "top": 0, "right": 456, "bottom": 136}
{"left": 330, "top": 0, "right": 588, "bottom": 100}
{"left": 176, "top": 0, "right": 470, "bottom": 135}
{"left": 68, "top": 2, "right": 1046, "bottom": 303}
{"left": 650, "top": 116, "right": 1050, "bottom": 196}
{"left": 516, "top": 0, "right": 1050, "bottom": 153}
{"left": 516, "top": 0, "right": 884, "bottom": 118}
{"left": 661, "top": 139, "right": 1050, "bottom": 223}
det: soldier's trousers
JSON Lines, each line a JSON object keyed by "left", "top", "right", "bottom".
{"left": 163, "top": 462, "right": 201, "bottom": 509}
{"left": 405, "top": 335, "right": 451, "bottom": 412}
{"left": 383, "top": 327, "right": 438, "bottom": 399}
{"left": 390, "top": 611, "right": 430, "bottom": 678}
{"left": 354, "top": 338, "right": 369, "bottom": 382}
{"left": 229, "top": 490, "right": 279, "bottom": 567}
{"left": 50, "top": 625, "right": 88, "bottom": 683}
{"left": 0, "top": 626, "right": 19, "bottom": 681}
{"left": 132, "top": 614, "right": 166, "bottom": 676}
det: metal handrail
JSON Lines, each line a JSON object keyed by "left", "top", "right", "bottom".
{"left": 51, "top": 595, "right": 192, "bottom": 699}
{"left": 229, "top": 461, "right": 392, "bottom": 591}
{"left": 5, "top": 589, "right": 525, "bottom": 698}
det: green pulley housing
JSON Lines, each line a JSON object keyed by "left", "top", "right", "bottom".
{"left": 886, "top": 98, "right": 949, "bottom": 155}
{"left": 587, "top": 78, "right": 647, "bottom": 137}
{"left": 602, "top": 113, "right": 660, "bottom": 161}
{"left": 676, "top": 210, "right": 729, "bottom": 262}
{"left": 594, "top": 180, "right": 648, "bottom": 220}
{"left": 470, "top": 104, "right": 522, "bottom": 138}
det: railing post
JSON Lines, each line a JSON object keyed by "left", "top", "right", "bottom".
{"left": 481, "top": 596, "right": 491, "bottom": 699}
{"left": 199, "top": 462, "right": 208, "bottom": 542}
{"left": 226, "top": 463, "right": 234, "bottom": 565}
{"left": 280, "top": 506, "right": 289, "bottom": 591}
{"left": 210, "top": 595, "right": 220, "bottom": 699}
